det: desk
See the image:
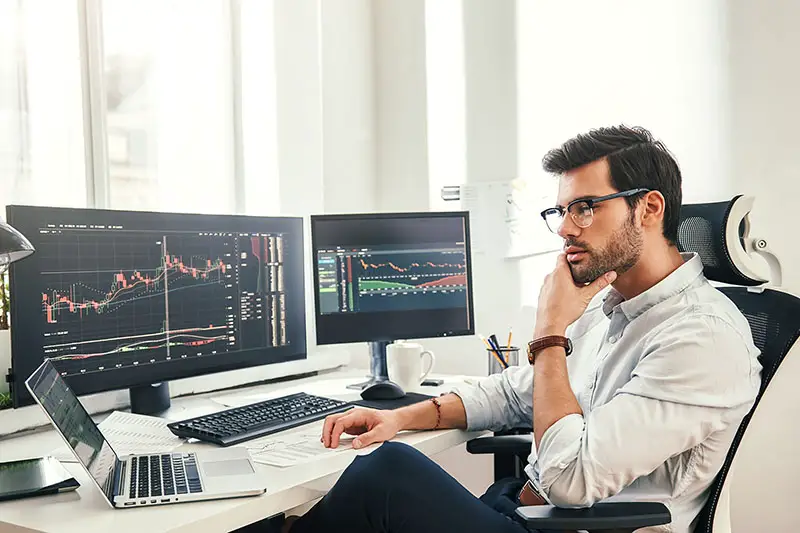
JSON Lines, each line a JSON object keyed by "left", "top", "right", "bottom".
{"left": 0, "top": 368, "right": 485, "bottom": 533}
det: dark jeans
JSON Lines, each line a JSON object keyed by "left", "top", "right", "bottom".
{"left": 288, "top": 441, "right": 545, "bottom": 533}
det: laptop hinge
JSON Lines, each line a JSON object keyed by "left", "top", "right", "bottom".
{"left": 114, "top": 459, "right": 127, "bottom": 498}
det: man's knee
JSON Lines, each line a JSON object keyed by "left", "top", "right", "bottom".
{"left": 365, "top": 441, "right": 424, "bottom": 467}
{"left": 339, "top": 442, "right": 426, "bottom": 489}
{"left": 364, "top": 441, "right": 438, "bottom": 476}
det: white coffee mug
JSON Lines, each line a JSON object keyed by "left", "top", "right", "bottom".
{"left": 387, "top": 342, "right": 435, "bottom": 392}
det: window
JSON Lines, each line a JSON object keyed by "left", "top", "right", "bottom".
{"left": 0, "top": 1, "right": 86, "bottom": 209}
{"left": 0, "top": 1, "right": 282, "bottom": 217}
{"left": 99, "top": 0, "right": 236, "bottom": 214}
{"left": 239, "top": 0, "right": 280, "bottom": 216}
{"left": 425, "top": 0, "right": 466, "bottom": 211}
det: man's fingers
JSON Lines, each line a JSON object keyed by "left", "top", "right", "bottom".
{"left": 322, "top": 412, "right": 349, "bottom": 447}
{"left": 329, "top": 410, "right": 371, "bottom": 447}
{"left": 352, "top": 427, "right": 382, "bottom": 449}
{"left": 585, "top": 270, "right": 617, "bottom": 296}
{"left": 330, "top": 415, "right": 357, "bottom": 448}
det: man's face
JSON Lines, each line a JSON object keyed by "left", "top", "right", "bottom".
{"left": 554, "top": 160, "right": 644, "bottom": 284}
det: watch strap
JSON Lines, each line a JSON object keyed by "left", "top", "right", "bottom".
{"left": 527, "top": 335, "right": 571, "bottom": 364}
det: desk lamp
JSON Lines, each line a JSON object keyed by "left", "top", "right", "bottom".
{"left": 0, "top": 219, "right": 33, "bottom": 409}
{"left": 0, "top": 219, "right": 34, "bottom": 273}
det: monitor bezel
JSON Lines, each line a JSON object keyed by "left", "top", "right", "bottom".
{"left": 310, "top": 210, "right": 475, "bottom": 345}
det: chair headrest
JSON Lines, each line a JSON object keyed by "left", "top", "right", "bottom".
{"left": 677, "top": 195, "right": 769, "bottom": 286}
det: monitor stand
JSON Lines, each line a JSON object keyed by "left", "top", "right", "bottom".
{"left": 129, "top": 382, "right": 171, "bottom": 415}
{"left": 347, "top": 340, "right": 392, "bottom": 390}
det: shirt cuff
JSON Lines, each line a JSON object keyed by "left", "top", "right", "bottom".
{"left": 449, "top": 386, "right": 490, "bottom": 431}
{"left": 537, "top": 413, "right": 585, "bottom": 490}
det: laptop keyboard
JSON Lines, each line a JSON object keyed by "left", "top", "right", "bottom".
{"left": 128, "top": 453, "right": 202, "bottom": 499}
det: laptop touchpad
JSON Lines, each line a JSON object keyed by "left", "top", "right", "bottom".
{"left": 202, "top": 459, "right": 255, "bottom": 477}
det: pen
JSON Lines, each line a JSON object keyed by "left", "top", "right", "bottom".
{"left": 488, "top": 334, "right": 509, "bottom": 366}
{"left": 489, "top": 334, "right": 501, "bottom": 352}
{"left": 479, "top": 334, "right": 509, "bottom": 369}
{"left": 506, "top": 328, "right": 513, "bottom": 349}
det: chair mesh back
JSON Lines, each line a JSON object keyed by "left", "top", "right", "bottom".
{"left": 677, "top": 198, "right": 763, "bottom": 286}
{"left": 693, "top": 287, "right": 800, "bottom": 532}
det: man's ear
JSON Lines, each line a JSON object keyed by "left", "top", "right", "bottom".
{"left": 640, "top": 191, "right": 665, "bottom": 230}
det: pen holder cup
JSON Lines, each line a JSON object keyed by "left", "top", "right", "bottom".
{"left": 487, "top": 346, "right": 520, "bottom": 375}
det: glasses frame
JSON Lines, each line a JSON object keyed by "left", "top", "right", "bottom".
{"left": 540, "top": 188, "right": 651, "bottom": 233}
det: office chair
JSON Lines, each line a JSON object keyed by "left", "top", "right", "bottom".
{"left": 466, "top": 195, "right": 800, "bottom": 532}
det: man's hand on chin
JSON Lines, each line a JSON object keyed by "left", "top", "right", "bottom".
{"left": 535, "top": 253, "right": 617, "bottom": 336}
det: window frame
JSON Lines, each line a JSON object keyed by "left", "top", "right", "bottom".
{"left": 77, "top": 0, "right": 247, "bottom": 213}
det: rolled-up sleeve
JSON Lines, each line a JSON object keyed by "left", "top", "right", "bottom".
{"left": 536, "top": 314, "right": 759, "bottom": 508}
{"left": 450, "top": 364, "right": 533, "bottom": 432}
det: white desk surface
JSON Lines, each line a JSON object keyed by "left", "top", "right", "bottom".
{"left": 0, "top": 368, "right": 485, "bottom": 533}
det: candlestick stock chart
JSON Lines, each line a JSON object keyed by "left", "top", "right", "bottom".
{"left": 34, "top": 228, "right": 288, "bottom": 377}
{"left": 317, "top": 246, "right": 469, "bottom": 313}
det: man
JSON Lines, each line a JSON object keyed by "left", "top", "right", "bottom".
{"left": 282, "top": 126, "right": 762, "bottom": 533}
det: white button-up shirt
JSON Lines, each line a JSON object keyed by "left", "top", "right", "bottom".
{"left": 453, "top": 253, "right": 762, "bottom": 533}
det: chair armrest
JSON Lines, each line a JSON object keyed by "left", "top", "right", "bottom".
{"left": 466, "top": 434, "right": 532, "bottom": 456}
{"left": 515, "top": 502, "right": 670, "bottom": 532}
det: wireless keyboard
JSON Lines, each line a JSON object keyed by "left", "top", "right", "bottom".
{"left": 167, "top": 392, "right": 353, "bottom": 446}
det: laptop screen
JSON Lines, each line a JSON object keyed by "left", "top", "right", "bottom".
{"left": 25, "top": 360, "right": 118, "bottom": 502}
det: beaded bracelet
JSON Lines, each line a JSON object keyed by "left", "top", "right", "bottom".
{"left": 430, "top": 397, "right": 442, "bottom": 429}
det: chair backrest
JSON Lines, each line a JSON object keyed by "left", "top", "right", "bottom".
{"left": 676, "top": 196, "right": 800, "bottom": 533}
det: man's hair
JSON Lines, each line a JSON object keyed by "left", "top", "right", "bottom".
{"left": 541, "top": 125, "right": 682, "bottom": 245}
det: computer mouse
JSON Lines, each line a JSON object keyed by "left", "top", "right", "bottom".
{"left": 360, "top": 380, "right": 406, "bottom": 401}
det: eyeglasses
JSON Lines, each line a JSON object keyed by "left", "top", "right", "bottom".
{"left": 540, "top": 188, "right": 651, "bottom": 234}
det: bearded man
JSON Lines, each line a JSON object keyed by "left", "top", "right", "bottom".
{"left": 279, "top": 125, "right": 762, "bottom": 533}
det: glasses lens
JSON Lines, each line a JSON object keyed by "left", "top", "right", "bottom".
{"left": 569, "top": 201, "right": 593, "bottom": 228}
{"left": 543, "top": 209, "right": 562, "bottom": 233}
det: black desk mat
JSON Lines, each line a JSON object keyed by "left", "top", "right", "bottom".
{"left": 351, "top": 392, "right": 434, "bottom": 410}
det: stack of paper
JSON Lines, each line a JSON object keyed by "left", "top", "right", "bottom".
{"left": 50, "top": 411, "right": 183, "bottom": 463}
{"left": 243, "top": 428, "right": 356, "bottom": 467}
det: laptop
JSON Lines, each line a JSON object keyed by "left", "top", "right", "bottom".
{"left": 25, "top": 359, "right": 266, "bottom": 508}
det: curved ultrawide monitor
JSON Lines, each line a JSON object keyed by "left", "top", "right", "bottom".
{"left": 311, "top": 211, "right": 474, "bottom": 345}
{"left": 7, "top": 205, "right": 306, "bottom": 408}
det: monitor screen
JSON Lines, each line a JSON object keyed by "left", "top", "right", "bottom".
{"left": 311, "top": 211, "right": 474, "bottom": 344}
{"left": 7, "top": 205, "right": 306, "bottom": 407}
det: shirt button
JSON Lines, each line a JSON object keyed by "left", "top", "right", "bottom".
{"left": 608, "top": 336, "right": 618, "bottom": 344}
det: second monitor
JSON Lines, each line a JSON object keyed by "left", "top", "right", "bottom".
{"left": 311, "top": 211, "right": 474, "bottom": 389}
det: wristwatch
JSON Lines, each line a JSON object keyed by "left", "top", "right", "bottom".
{"left": 527, "top": 335, "right": 572, "bottom": 364}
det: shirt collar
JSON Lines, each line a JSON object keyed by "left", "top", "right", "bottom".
{"left": 601, "top": 252, "right": 704, "bottom": 320}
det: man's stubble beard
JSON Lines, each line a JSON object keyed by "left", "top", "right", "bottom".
{"left": 568, "top": 213, "right": 643, "bottom": 285}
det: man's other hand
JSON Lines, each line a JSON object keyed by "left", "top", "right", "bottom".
{"left": 322, "top": 407, "right": 402, "bottom": 449}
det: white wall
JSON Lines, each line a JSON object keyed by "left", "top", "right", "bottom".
{"left": 517, "top": 0, "right": 733, "bottom": 203}
{"left": 320, "top": 0, "right": 377, "bottom": 215}
{"left": 459, "top": 0, "right": 521, "bottom": 377}
{"left": 424, "top": 0, "right": 466, "bottom": 211}
{"left": 373, "top": 0, "right": 431, "bottom": 212}
{"left": 726, "top": 0, "right": 797, "bottom": 297}
{"left": 724, "top": 2, "right": 800, "bottom": 531}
